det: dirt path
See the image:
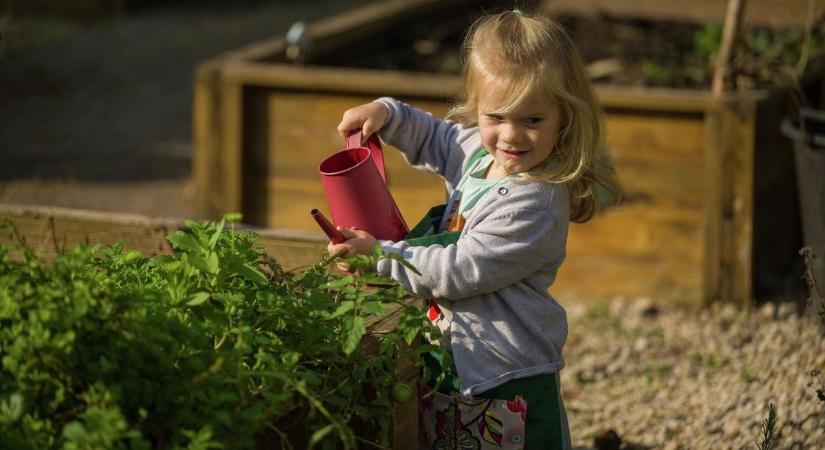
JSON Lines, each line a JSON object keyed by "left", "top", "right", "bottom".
{"left": 0, "top": 0, "right": 368, "bottom": 219}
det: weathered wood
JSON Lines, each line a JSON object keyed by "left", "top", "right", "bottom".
{"left": 193, "top": 61, "right": 222, "bottom": 220}
{"left": 221, "top": 81, "right": 244, "bottom": 217}
{"left": 703, "top": 96, "right": 760, "bottom": 305}
{"left": 0, "top": 203, "right": 326, "bottom": 271}
{"left": 542, "top": 0, "right": 825, "bottom": 28}
{"left": 703, "top": 105, "right": 725, "bottom": 305}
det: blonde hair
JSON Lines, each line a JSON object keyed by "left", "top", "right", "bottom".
{"left": 448, "top": 10, "right": 621, "bottom": 223}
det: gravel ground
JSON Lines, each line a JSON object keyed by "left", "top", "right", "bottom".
{"left": 563, "top": 298, "right": 825, "bottom": 450}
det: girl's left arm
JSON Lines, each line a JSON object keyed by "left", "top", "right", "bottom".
{"left": 375, "top": 203, "right": 562, "bottom": 300}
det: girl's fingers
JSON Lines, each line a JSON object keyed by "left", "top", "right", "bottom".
{"left": 361, "top": 119, "right": 376, "bottom": 142}
{"left": 336, "top": 226, "right": 357, "bottom": 239}
{"left": 327, "top": 242, "right": 351, "bottom": 258}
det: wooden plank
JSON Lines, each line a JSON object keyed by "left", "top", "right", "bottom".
{"left": 0, "top": 204, "right": 178, "bottom": 259}
{"left": 542, "top": 0, "right": 825, "bottom": 28}
{"left": 220, "top": 81, "right": 244, "bottom": 217}
{"left": 568, "top": 205, "right": 703, "bottom": 264}
{"left": 729, "top": 99, "right": 756, "bottom": 306}
{"left": 704, "top": 98, "right": 756, "bottom": 305}
{"left": 193, "top": 61, "right": 223, "bottom": 220}
{"left": 225, "top": 60, "right": 714, "bottom": 113}
{"left": 606, "top": 110, "right": 705, "bottom": 158}
{"left": 0, "top": 203, "right": 327, "bottom": 272}
{"left": 702, "top": 105, "right": 725, "bottom": 305}
{"left": 555, "top": 256, "right": 702, "bottom": 305}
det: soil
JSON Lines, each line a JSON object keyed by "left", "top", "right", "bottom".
{"left": 0, "top": 0, "right": 371, "bottom": 219}
{"left": 334, "top": 14, "right": 716, "bottom": 89}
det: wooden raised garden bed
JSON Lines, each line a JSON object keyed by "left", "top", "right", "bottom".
{"left": 193, "top": 0, "right": 811, "bottom": 305}
{"left": 0, "top": 202, "right": 420, "bottom": 450}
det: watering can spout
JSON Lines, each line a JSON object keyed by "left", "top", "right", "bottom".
{"left": 319, "top": 130, "right": 408, "bottom": 241}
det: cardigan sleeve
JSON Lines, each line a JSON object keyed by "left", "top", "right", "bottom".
{"left": 375, "top": 196, "right": 560, "bottom": 300}
{"left": 376, "top": 97, "right": 477, "bottom": 179}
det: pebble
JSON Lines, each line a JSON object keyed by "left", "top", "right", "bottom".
{"left": 563, "top": 298, "right": 825, "bottom": 450}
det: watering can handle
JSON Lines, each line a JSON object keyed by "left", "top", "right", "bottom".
{"left": 346, "top": 130, "right": 386, "bottom": 182}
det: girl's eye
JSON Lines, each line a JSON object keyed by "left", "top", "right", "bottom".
{"left": 486, "top": 114, "right": 504, "bottom": 122}
{"left": 524, "top": 117, "right": 543, "bottom": 125}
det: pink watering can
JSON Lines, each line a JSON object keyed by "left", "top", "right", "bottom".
{"left": 318, "top": 130, "right": 409, "bottom": 241}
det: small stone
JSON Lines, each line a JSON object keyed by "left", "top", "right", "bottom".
{"left": 719, "top": 303, "right": 738, "bottom": 322}
{"left": 760, "top": 302, "right": 776, "bottom": 319}
{"left": 593, "top": 429, "right": 622, "bottom": 450}
{"left": 609, "top": 296, "right": 627, "bottom": 316}
{"left": 777, "top": 302, "right": 798, "bottom": 319}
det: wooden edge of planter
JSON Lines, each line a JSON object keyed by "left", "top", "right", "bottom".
{"left": 219, "top": 57, "right": 725, "bottom": 113}
{"left": 0, "top": 203, "right": 327, "bottom": 269}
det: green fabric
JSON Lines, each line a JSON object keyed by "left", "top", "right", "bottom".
{"left": 459, "top": 154, "right": 514, "bottom": 214}
{"left": 479, "top": 372, "right": 570, "bottom": 450}
{"left": 404, "top": 204, "right": 461, "bottom": 247}
{"left": 403, "top": 149, "right": 489, "bottom": 247}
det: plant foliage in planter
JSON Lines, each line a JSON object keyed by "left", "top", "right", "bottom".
{"left": 0, "top": 215, "right": 436, "bottom": 450}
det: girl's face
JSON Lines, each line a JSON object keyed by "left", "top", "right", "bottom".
{"left": 477, "top": 84, "right": 562, "bottom": 177}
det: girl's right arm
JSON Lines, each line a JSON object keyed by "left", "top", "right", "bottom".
{"left": 338, "top": 98, "right": 476, "bottom": 178}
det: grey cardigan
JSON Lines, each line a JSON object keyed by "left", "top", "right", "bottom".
{"left": 374, "top": 97, "right": 570, "bottom": 396}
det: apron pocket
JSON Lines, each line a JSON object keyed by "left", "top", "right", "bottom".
{"left": 419, "top": 383, "right": 527, "bottom": 450}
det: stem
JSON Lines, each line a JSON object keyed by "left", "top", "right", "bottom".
{"left": 264, "top": 423, "right": 295, "bottom": 450}
{"left": 796, "top": 0, "right": 817, "bottom": 77}
{"left": 712, "top": 0, "right": 746, "bottom": 97}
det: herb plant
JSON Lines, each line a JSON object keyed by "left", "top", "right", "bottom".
{"left": 0, "top": 216, "right": 437, "bottom": 449}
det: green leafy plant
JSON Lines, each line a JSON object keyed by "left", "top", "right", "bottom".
{"left": 0, "top": 216, "right": 439, "bottom": 449}
{"left": 755, "top": 402, "right": 780, "bottom": 450}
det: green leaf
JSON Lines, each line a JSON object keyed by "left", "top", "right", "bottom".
{"left": 124, "top": 249, "right": 142, "bottom": 263}
{"left": 343, "top": 316, "right": 365, "bottom": 355}
{"left": 228, "top": 259, "right": 268, "bottom": 284}
{"left": 281, "top": 352, "right": 301, "bottom": 367}
{"left": 189, "top": 253, "right": 212, "bottom": 275}
{"left": 167, "top": 231, "right": 202, "bottom": 252}
{"left": 329, "top": 301, "right": 355, "bottom": 319}
{"left": 61, "top": 421, "right": 87, "bottom": 441}
{"left": 0, "top": 393, "right": 23, "bottom": 423}
{"left": 322, "top": 276, "right": 355, "bottom": 289}
{"left": 206, "top": 252, "right": 219, "bottom": 274}
{"left": 208, "top": 218, "right": 225, "bottom": 250}
{"left": 223, "top": 213, "right": 242, "bottom": 223}
{"left": 359, "top": 301, "right": 385, "bottom": 316}
{"left": 309, "top": 424, "right": 335, "bottom": 447}
{"left": 186, "top": 292, "right": 211, "bottom": 306}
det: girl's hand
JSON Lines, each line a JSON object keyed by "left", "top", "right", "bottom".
{"left": 327, "top": 227, "right": 377, "bottom": 272}
{"left": 337, "top": 101, "right": 389, "bottom": 141}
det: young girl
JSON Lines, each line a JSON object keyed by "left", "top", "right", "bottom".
{"left": 329, "top": 9, "right": 619, "bottom": 449}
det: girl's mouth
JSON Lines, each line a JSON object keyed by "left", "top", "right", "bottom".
{"left": 499, "top": 148, "right": 527, "bottom": 159}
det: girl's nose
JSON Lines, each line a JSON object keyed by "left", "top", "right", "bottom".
{"left": 500, "top": 123, "right": 522, "bottom": 144}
